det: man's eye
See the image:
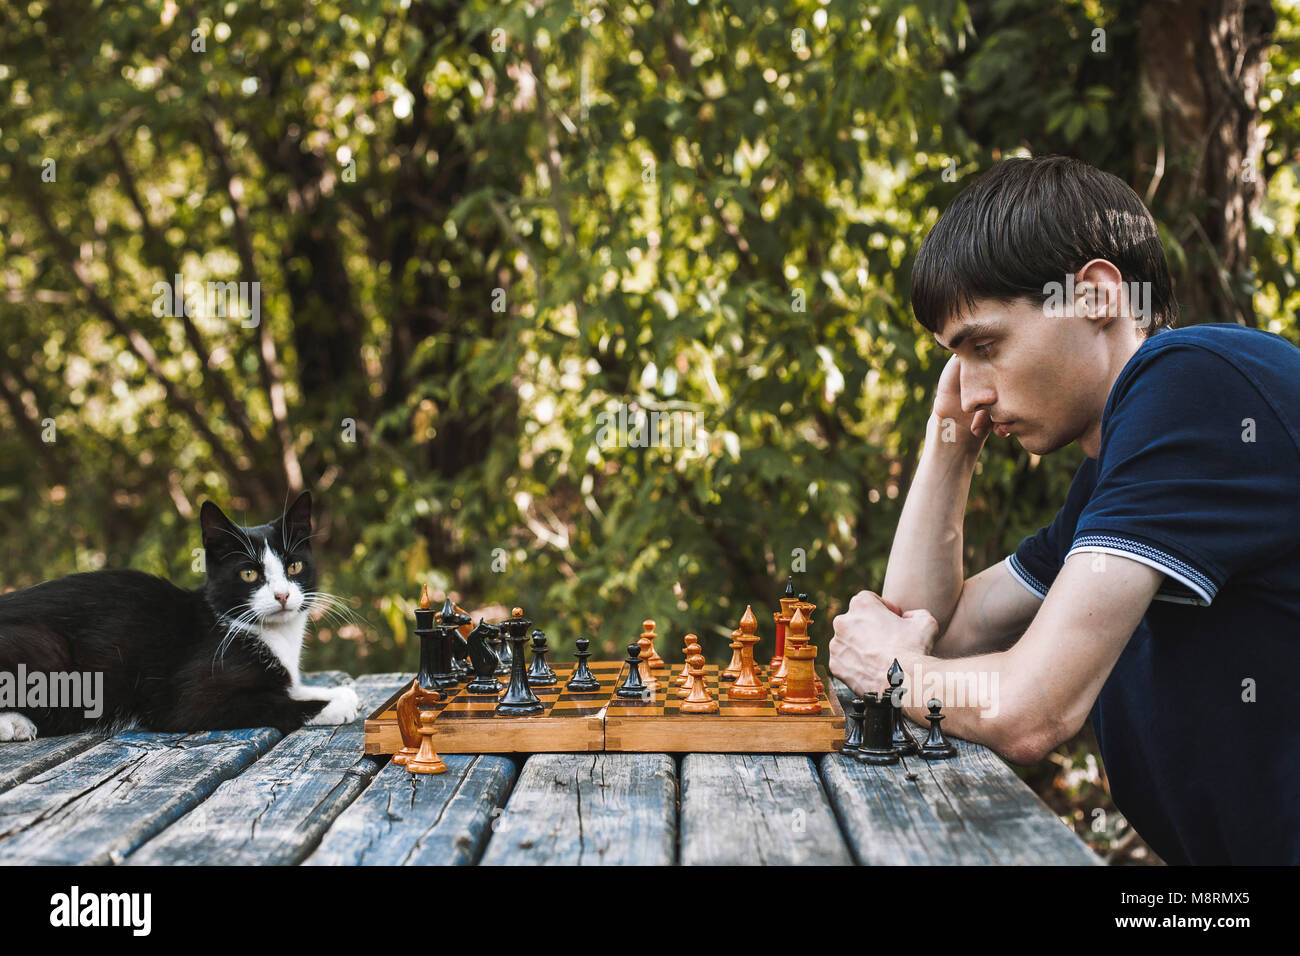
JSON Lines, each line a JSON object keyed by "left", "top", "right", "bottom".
{"left": 974, "top": 342, "right": 993, "bottom": 357}
{"left": 240, "top": 569, "right": 260, "bottom": 583}
{"left": 287, "top": 561, "right": 303, "bottom": 575}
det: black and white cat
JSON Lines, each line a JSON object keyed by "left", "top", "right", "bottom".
{"left": 0, "top": 491, "right": 359, "bottom": 740}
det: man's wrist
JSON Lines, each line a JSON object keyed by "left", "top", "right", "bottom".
{"left": 926, "top": 412, "right": 985, "bottom": 462}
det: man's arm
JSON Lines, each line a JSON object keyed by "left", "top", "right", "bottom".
{"left": 831, "top": 552, "right": 1163, "bottom": 765}
{"left": 931, "top": 560, "right": 1044, "bottom": 658}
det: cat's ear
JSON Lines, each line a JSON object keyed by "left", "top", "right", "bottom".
{"left": 282, "top": 491, "right": 313, "bottom": 548}
{"left": 200, "top": 501, "right": 246, "bottom": 563}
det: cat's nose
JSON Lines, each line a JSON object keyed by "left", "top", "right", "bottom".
{"left": 274, "top": 592, "right": 290, "bottom": 608}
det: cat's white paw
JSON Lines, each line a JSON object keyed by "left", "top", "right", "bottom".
{"left": 0, "top": 713, "right": 37, "bottom": 742}
{"left": 307, "top": 685, "right": 361, "bottom": 725}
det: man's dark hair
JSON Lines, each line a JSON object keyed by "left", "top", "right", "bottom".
{"left": 909, "top": 155, "right": 1177, "bottom": 337}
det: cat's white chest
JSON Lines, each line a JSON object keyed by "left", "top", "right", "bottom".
{"left": 255, "top": 612, "right": 308, "bottom": 683}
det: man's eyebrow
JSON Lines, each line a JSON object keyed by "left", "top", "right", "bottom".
{"left": 938, "top": 320, "right": 999, "bottom": 352}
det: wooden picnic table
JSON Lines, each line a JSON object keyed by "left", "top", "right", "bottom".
{"left": 0, "top": 672, "right": 1100, "bottom": 866}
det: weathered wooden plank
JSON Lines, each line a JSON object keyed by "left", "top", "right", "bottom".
{"left": 479, "top": 753, "right": 677, "bottom": 865}
{"left": 680, "top": 753, "right": 853, "bottom": 866}
{"left": 126, "top": 674, "right": 403, "bottom": 866}
{"left": 0, "top": 728, "right": 280, "bottom": 865}
{"left": 303, "top": 754, "right": 517, "bottom": 866}
{"left": 822, "top": 678, "right": 1099, "bottom": 864}
{"left": 0, "top": 732, "right": 103, "bottom": 794}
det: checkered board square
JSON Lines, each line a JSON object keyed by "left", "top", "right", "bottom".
{"left": 363, "top": 661, "right": 845, "bottom": 756}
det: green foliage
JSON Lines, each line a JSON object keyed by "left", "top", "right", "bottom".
{"left": 0, "top": 0, "right": 1296, "bottom": 690}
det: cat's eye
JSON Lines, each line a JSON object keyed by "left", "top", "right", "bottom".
{"left": 287, "top": 561, "right": 303, "bottom": 575}
{"left": 240, "top": 569, "right": 260, "bottom": 583}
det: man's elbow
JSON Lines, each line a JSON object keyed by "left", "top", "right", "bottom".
{"left": 986, "top": 707, "right": 1080, "bottom": 766}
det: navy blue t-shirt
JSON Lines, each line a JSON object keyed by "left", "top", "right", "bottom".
{"left": 1004, "top": 323, "right": 1300, "bottom": 865}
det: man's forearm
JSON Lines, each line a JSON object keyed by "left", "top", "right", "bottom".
{"left": 880, "top": 412, "right": 983, "bottom": 631}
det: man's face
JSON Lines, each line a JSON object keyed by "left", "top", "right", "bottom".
{"left": 935, "top": 297, "right": 1115, "bottom": 456}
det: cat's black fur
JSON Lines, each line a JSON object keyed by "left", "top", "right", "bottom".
{"left": 0, "top": 492, "right": 334, "bottom": 735}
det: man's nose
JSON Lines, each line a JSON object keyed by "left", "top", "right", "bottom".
{"left": 960, "top": 369, "right": 996, "bottom": 415}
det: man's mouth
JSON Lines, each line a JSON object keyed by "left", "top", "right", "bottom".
{"left": 992, "top": 420, "right": 1015, "bottom": 437}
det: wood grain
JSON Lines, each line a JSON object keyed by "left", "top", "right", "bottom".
{"left": 479, "top": 753, "right": 677, "bottom": 865}
{"left": 303, "top": 754, "right": 517, "bottom": 866}
{"left": 0, "top": 728, "right": 279, "bottom": 865}
{"left": 823, "top": 678, "right": 1099, "bottom": 864}
{"left": 126, "top": 674, "right": 401, "bottom": 865}
{"left": 680, "top": 753, "right": 853, "bottom": 866}
{"left": 0, "top": 732, "right": 103, "bottom": 794}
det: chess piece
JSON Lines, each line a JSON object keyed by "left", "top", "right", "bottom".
{"left": 406, "top": 704, "right": 448, "bottom": 774}
{"left": 566, "top": 637, "right": 602, "bottom": 692}
{"left": 396, "top": 681, "right": 443, "bottom": 769}
{"left": 641, "top": 620, "right": 666, "bottom": 669}
{"left": 527, "top": 630, "right": 557, "bottom": 686}
{"left": 675, "top": 633, "right": 694, "bottom": 686}
{"left": 843, "top": 697, "right": 867, "bottom": 754}
{"left": 721, "top": 628, "right": 743, "bottom": 682}
{"left": 855, "top": 692, "right": 899, "bottom": 765}
{"left": 887, "top": 658, "right": 918, "bottom": 755}
{"left": 919, "top": 699, "right": 957, "bottom": 760}
{"left": 771, "top": 576, "right": 796, "bottom": 668}
{"left": 727, "top": 606, "right": 768, "bottom": 701}
{"left": 677, "top": 637, "right": 704, "bottom": 699}
{"left": 496, "top": 608, "right": 544, "bottom": 716}
{"left": 771, "top": 584, "right": 799, "bottom": 687}
{"left": 465, "top": 620, "right": 503, "bottom": 695}
{"left": 794, "top": 594, "right": 823, "bottom": 695}
{"left": 778, "top": 607, "right": 822, "bottom": 715}
{"left": 636, "top": 628, "right": 656, "bottom": 685}
{"left": 680, "top": 652, "right": 719, "bottom": 714}
{"left": 616, "top": 642, "right": 650, "bottom": 699}
{"left": 424, "top": 598, "right": 463, "bottom": 690}
{"left": 450, "top": 603, "right": 474, "bottom": 681}
{"left": 414, "top": 586, "right": 441, "bottom": 690}
{"left": 393, "top": 680, "right": 442, "bottom": 766}
{"left": 492, "top": 623, "right": 512, "bottom": 676}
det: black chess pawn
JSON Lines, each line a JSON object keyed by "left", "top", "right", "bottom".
{"left": 615, "top": 642, "right": 650, "bottom": 700}
{"left": 496, "top": 608, "right": 544, "bottom": 716}
{"left": 855, "top": 692, "right": 899, "bottom": 765}
{"left": 566, "top": 637, "right": 602, "bottom": 692}
{"left": 526, "top": 630, "right": 557, "bottom": 686}
{"left": 842, "top": 697, "right": 866, "bottom": 754}
{"left": 919, "top": 699, "right": 957, "bottom": 760}
{"left": 465, "top": 620, "right": 503, "bottom": 695}
{"left": 492, "top": 626, "right": 512, "bottom": 676}
{"left": 887, "top": 658, "right": 918, "bottom": 756}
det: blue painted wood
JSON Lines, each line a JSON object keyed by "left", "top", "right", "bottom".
{"left": 680, "top": 753, "right": 853, "bottom": 865}
{"left": 479, "top": 753, "right": 677, "bottom": 865}
{"left": 304, "top": 754, "right": 518, "bottom": 866}
{"left": 126, "top": 674, "right": 404, "bottom": 865}
{"left": 0, "top": 732, "right": 103, "bottom": 794}
{"left": 0, "top": 728, "right": 280, "bottom": 865}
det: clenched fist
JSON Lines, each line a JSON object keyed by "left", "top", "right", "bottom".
{"left": 829, "top": 591, "right": 940, "bottom": 697}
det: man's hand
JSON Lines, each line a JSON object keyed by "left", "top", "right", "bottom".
{"left": 829, "top": 591, "right": 941, "bottom": 696}
{"left": 933, "top": 354, "right": 993, "bottom": 444}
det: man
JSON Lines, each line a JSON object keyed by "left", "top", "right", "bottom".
{"left": 829, "top": 155, "right": 1300, "bottom": 865}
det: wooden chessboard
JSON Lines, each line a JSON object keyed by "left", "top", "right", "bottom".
{"left": 363, "top": 661, "right": 845, "bottom": 755}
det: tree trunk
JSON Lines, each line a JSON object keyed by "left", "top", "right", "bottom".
{"left": 1136, "top": 0, "right": 1276, "bottom": 327}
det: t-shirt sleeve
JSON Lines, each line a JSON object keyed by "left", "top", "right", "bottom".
{"left": 1006, "top": 458, "right": 1098, "bottom": 600}
{"left": 1067, "top": 344, "right": 1300, "bottom": 606}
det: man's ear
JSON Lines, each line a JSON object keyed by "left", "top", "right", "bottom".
{"left": 282, "top": 491, "right": 312, "bottom": 548}
{"left": 200, "top": 501, "right": 245, "bottom": 563}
